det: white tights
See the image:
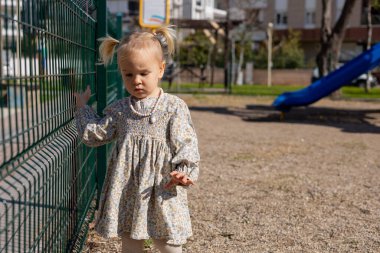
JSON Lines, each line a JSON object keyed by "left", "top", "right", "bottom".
{"left": 121, "top": 233, "right": 183, "bottom": 253}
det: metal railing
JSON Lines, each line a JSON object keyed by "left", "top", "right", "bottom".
{"left": 0, "top": 0, "right": 123, "bottom": 252}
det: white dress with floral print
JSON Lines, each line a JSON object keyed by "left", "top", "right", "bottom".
{"left": 75, "top": 93, "right": 200, "bottom": 245}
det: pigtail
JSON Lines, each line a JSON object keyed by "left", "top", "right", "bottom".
{"left": 98, "top": 36, "right": 120, "bottom": 66}
{"left": 154, "top": 25, "right": 176, "bottom": 62}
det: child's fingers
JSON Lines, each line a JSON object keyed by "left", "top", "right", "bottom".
{"left": 175, "top": 173, "right": 183, "bottom": 180}
{"left": 165, "top": 173, "right": 183, "bottom": 189}
{"left": 166, "top": 172, "right": 194, "bottom": 188}
{"left": 170, "top": 171, "right": 179, "bottom": 177}
{"left": 85, "top": 85, "right": 91, "bottom": 94}
{"left": 181, "top": 175, "right": 189, "bottom": 184}
{"left": 73, "top": 93, "right": 81, "bottom": 103}
{"left": 164, "top": 176, "right": 194, "bottom": 189}
{"left": 164, "top": 179, "right": 177, "bottom": 189}
{"left": 185, "top": 178, "right": 194, "bottom": 186}
{"left": 172, "top": 171, "right": 186, "bottom": 180}
{"left": 84, "top": 86, "right": 91, "bottom": 99}
{"left": 180, "top": 176, "right": 193, "bottom": 186}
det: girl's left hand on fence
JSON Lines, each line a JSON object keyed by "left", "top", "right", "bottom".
{"left": 74, "top": 85, "right": 91, "bottom": 109}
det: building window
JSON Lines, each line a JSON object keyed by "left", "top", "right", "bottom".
{"left": 305, "top": 11, "right": 316, "bottom": 26}
{"left": 196, "top": 0, "right": 202, "bottom": 7}
{"left": 305, "top": 0, "right": 316, "bottom": 27}
{"left": 275, "top": 0, "right": 288, "bottom": 28}
{"left": 275, "top": 12, "right": 288, "bottom": 26}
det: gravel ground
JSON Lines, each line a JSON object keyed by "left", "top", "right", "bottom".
{"left": 83, "top": 95, "right": 380, "bottom": 253}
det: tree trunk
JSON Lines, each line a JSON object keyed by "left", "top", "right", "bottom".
{"left": 235, "top": 30, "right": 247, "bottom": 85}
{"left": 316, "top": 0, "right": 332, "bottom": 78}
{"left": 236, "top": 46, "right": 244, "bottom": 85}
{"left": 231, "top": 37, "right": 236, "bottom": 85}
{"left": 224, "top": 0, "right": 231, "bottom": 92}
{"left": 330, "top": 0, "right": 357, "bottom": 68}
{"left": 316, "top": 0, "right": 358, "bottom": 98}
{"left": 365, "top": 0, "right": 372, "bottom": 93}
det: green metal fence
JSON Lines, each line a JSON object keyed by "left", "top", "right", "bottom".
{"left": 0, "top": 0, "right": 123, "bottom": 252}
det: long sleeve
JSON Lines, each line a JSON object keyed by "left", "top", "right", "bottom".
{"left": 75, "top": 102, "right": 119, "bottom": 147}
{"left": 169, "top": 99, "right": 200, "bottom": 182}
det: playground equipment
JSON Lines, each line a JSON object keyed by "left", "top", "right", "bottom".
{"left": 273, "top": 42, "right": 380, "bottom": 111}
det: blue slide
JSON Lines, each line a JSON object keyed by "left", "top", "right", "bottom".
{"left": 273, "top": 42, "right": 380, "bottom": 111}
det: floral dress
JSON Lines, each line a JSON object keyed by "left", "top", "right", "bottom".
{"left": 75, "top": 92, "right": 200, "bottom": 245}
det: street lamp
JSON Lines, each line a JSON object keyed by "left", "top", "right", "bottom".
{"left": 267, "top": 22, "right": 273, "bottom": 87}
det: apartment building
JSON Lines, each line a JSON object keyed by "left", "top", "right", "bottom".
{"left": 179, "top": 0, "right": 226, "bottom": 20}
{"left": 107, "top": 0, "right": 226, "bottom": 34}
{"left": 264, "top": 0, "right": 380, "bottom": 63}
{"left": 1, "top": 0, "right": 23, "bottom": 77}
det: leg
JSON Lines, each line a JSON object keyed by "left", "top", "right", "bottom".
{"left": 121, "top": 232, "right": 144, "bottom": 253}
{"left": 152, "top": 239, "right": 183, "bottom": 253}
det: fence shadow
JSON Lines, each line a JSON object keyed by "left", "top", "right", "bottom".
{"left": 189, "top": 104, "right": 380, "bottom": 134}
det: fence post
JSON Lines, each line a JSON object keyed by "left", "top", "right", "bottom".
{"left": 116, "top": 13, "right": 124, "bottom": 99}
{"left": 96, "top": 0, "right": 108, "bottom": 204}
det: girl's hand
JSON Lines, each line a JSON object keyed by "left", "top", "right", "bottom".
{"left": 164, "top": 171, "right": 194, "bottom": 189}
{"left": 73, "top": 85, "right": 91, "bottom": 109}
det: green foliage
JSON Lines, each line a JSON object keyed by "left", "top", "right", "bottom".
{"left": 239, "top": 41, "right": 264, "bottom": 68}
{"left": 341, "top": 86, "right": 380, "bottom": 99}
{"left": 214, "top": 49, "right": 227, "bottom": 68}
{"left": 179, "top": 31, "right": 211, "bottom": 67}
{"left": 373, "top": 0, "right": 380, "bottom": 8}
{"left": 162, "top": 82, "right": 380, "bottom": 99}
{"left": 144, "top": 239, "right": 153, "bottom": 249}
{"left": 251, "top": 30, "right": 305, "bottom": 69}
{"left": 362, "top": 0, "right": 380, "bottom": 25}
{"left": 20, "top": 35, "right": 38, "bottom": 57}
{"left": 180, "top": 29, "right": 305, "bottom": 70}
{"left": 273, "top": 30, "right": 305, "bottom": 69}
{"left": 232, "top": 84, "right": 304, "bottom": 96}
{"left": 250, "top": 46, "right": 268, "bottom": 69}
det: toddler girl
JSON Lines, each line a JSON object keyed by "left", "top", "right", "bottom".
{"left": 74, "top": 26, "right": 200, "bottom": 253}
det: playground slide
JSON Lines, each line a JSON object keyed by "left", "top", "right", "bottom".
{"left": 272, "top": 42, "right": 380, "bottom": 111}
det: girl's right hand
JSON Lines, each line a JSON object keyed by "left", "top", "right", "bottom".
{"left": 73, "top": 85, "right": 91, "bottom": 109}
{"left": 164, "top": 171, "right": 194, "bottom": 189}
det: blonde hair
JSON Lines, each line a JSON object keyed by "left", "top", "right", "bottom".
{"left": 98, "top": 25, "right": 176, "bottom": 67}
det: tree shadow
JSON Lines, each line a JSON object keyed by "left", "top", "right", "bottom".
{"left": 190, "top": 104, "right": 380, "bottom": 134}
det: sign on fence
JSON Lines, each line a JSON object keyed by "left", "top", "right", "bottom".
{"left": 139, "top": 0, "right": 170, "bottom": 28}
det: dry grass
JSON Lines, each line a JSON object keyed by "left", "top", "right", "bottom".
{"left": 84, "top": 95, "right": 380, "bottom": 253}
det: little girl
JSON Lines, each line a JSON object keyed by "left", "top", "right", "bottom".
{"left": 74, "top": 26, "right": 200, "bottom": 253}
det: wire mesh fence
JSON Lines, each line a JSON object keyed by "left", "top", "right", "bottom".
{"left": 0, "top": 0, "right": 122, "bottom": 252}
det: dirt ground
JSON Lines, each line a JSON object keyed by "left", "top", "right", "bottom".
{"left": 83, "top": 95, "right": 380, "bottom": 253}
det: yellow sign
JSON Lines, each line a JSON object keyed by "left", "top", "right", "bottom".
{"left": 139, "top": 0, "right": 170, "bottom": 28}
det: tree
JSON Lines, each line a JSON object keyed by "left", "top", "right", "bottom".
{"left": 231, "top": 7, "right": 263, "bottom": 84}
{"left": 179, "top": 31, "right": 211, "bottom": 67}
{"left": 316, "top": 0, "right": 358, "bottom": 78}
{"left": 220, "top": 0, "right": 266, "bottom": 84}
{"left": 363, "top": 0, "right": 380, "bottom": 92}
{"left": 248, "top": 30, "right": 304, "bottom": 69}
{"left": 272, "top": 30, "right": 304, "bottom": 69}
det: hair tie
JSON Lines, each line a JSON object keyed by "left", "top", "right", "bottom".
{"left": 155, "top": 33, "right": 169, "bottom": 60}
{"left": 154, "top": 33, "right": 165, "bottom": 46}
{"left": 115, "top": 40, "right": 120, "bottom": 50}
